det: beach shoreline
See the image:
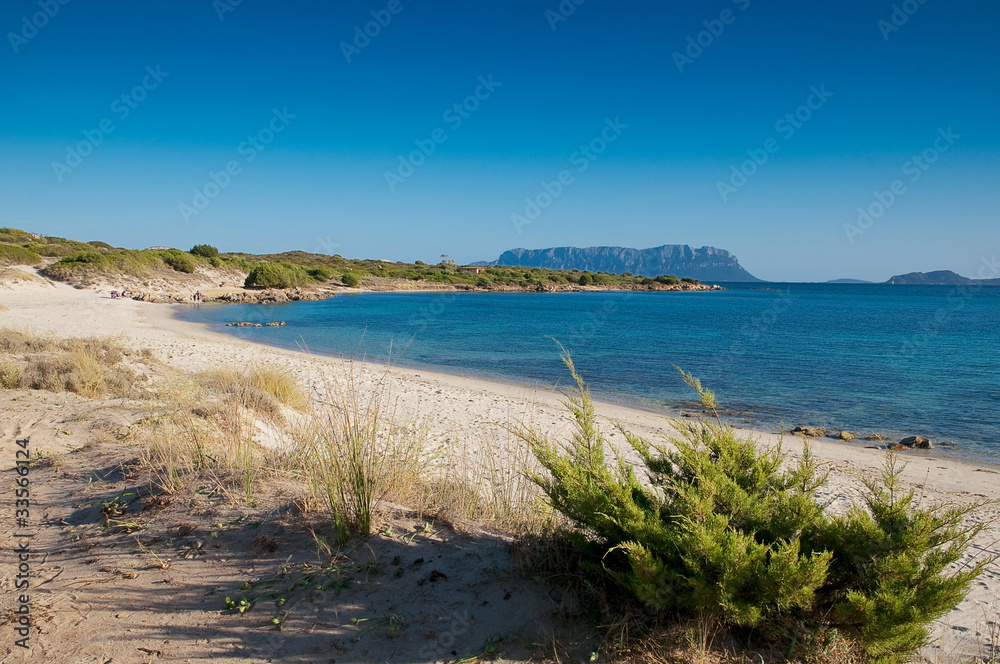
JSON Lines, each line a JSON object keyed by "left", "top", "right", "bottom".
{"left": 4, "top": 274, "right": 999, "bottom": 475}
{"left": 172, "top": 288, "right": 1000, "bottom": 469}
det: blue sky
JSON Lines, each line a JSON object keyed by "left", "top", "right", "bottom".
{"left": 1, "top": 0, "right": 997, "bottom": 281}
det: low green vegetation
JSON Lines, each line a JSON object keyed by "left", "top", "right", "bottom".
{"left": 244, "top": 262, "right": 328, "bottom": 289}
{"left": 163, "top": 249, "right": 196, "bottom": 273}
{"left": 0, "top": 242, "right": 41, "bottom": 266}
{"left": 514, "top": 350, "right": 991, "bottom": 664}
{"left": 44, "top": 249, "right": 192, "bottom": 281}
{"left": 190, "top": 244, "right": 219, "bottom": 258}
{"left": 227, "top": 251, "right": 700, "bottom": 290}
{"left": 1, "top": 226, "right": 707, "bottom": 290}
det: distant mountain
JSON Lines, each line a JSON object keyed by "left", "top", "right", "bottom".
{"left": 490, "top": 245, "right": 760, "bottom": 282}
{"left": 826, "top": 278, "right": 872, "bottom": 284}
{"left": 884, "top": 270, "right": 976, "bottom": 285}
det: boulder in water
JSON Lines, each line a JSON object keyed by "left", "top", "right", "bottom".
{"left": 897, "top": 435, "right": 933, "bottom": 449}
{"left": 791, "top": 426, "right": 827, "bottom": 438}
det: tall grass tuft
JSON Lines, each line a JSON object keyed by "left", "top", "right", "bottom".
{"left": 303, "top": 361, "right": 427, "bottom": 544}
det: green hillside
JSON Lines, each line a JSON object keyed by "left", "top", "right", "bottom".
{"left": 0, "top": 228, "right": 704, "bottom": 291}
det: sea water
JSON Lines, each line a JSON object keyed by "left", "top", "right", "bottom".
{"left": 174, "top": 284, "right": 1000, "bottom": 461}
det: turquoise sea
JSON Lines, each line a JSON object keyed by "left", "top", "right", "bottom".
{"left": 174, "top": 283, "right": 1000, "bottom": 461}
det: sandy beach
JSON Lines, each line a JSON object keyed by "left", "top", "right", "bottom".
{"left": 3, "top": 271, "right": 1000, "bottom": 662}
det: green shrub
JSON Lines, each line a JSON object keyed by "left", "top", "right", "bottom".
{"left": 516, "top": 351, "right": 991, "bottom": 663}
{"left": 681, "top": 277, "right": 700, "bottom": 285}
{"left": 245, "top": 263, "right": 293, "bottom": 289}
{"left": 308, "top": 266, "right": 333, "bottom": 281}
{"left": 190, "top": 244, "right": 219, "bottom": 258}
{"left": 209, "top": 256, "right": 223, "bottom": 268}
{"left": 43, "top": 249, "right": 166, "bottom": 282}
{"left": 807, "top": 459, "right": 987, "bottom": 661}
{"left": 640, "top": 277, "right": 654, "bottom": 285}
{"left": 577, "top": 274, "right": 591, "bottom": 286}
{"left": 63, "top": 251, "right": 107, "bottom": 265}
{"left": 163, "top": 251, "right": 196, "bottom": 274}
{"left": 24, "top": 236, "right": 94, "bottom": 257}
{"left": 341, "top": 272, "right": 360, "bottom": 288}
{"left": 655, "top": 274, "right": 680, "bottom": 285}
{"left": 0, "top": 242, "right": 42, "bottom": 266}
{"left": 475, "top": 276, "right": 492, "bottom": 289}
{"left": 0, "top": 228, "right": 39, "bottom": 245}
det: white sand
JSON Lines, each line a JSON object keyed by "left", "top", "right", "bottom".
{"left": 2, "top": 271, "right": 999, "bottom": 659}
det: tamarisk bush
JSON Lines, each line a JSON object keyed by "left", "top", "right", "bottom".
{"left": 516, "top": 349, "right": 991, "bottom": 663}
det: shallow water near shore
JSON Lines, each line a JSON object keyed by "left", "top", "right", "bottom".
{"left": 174, "top": 283, "right": 1000, "bottom": 462}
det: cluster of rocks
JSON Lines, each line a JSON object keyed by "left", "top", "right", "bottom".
{"left": 790, "top": 426, "right": 934, "bottom": 450}
{"left": 889, "top": 436, "right": 934, "bottom": 451}
{"left": 225, "top": 321, "right": 286, "bottom": 328}
{"left": 207, "top": 288, "right": 336, "bottom": 304}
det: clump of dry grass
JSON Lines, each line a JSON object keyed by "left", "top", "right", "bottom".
{"left": 301, "top": 360, "right": 429, "bottom": 544}
{"left": 200, "top": 366, "right": 309, "bottom": 422}
{"left": 135, "top": 365, "right": 310, "bottom": 500}
{"left": 0, "top": 329, "right": 147, "bottom": 397}
{"left": 605, "top": 620, "right": 867, "bottom": 664}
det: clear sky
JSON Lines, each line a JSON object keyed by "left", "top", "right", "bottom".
{"left": 1, "top": 0, "right": 997, "bottom": 282}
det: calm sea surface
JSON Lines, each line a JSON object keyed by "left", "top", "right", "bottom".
{"left": 173, "top": 283, "right": 1000, "bottom": 461}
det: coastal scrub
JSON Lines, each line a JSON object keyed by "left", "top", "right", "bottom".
{"left": 516, "top": 350, "right": 992, "bottom": 663}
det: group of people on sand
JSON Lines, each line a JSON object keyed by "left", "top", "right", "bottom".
{"left": 110, "top": 290, "right": 155, "bottom": 301}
